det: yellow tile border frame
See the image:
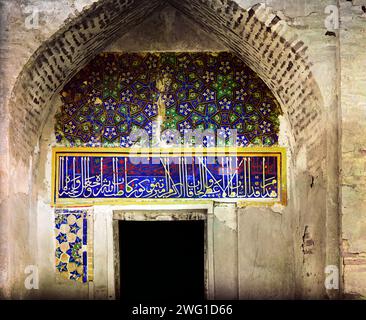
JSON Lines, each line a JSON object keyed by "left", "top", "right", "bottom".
{"left": 51, "top": 147, "right": 287, "bottom": 207}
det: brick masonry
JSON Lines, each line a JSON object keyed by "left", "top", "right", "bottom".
{"left": 6, "top": 0, "right": 324, "bottom": 174}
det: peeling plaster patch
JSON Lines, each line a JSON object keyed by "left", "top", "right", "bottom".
{"left": 238, "top": 203, "right": 285, "bottom": 214}
{"left": 73, "top": 0, "right": 100, "bottom": 13}
{"left": 114, "top": 210, "right": 207, "bottom": 221}
{"left": 302, "top": 225, "right": 315, "bottom": 256}
{"left": 325, "top": 31, "right": 337, "bottom": 37}
{"left": 271, "top": 203, "right": 285, "bottom": 214}
{"left": 278, "top": 115, "right": 292, "bottom": 148}
{"left": 10, "top": 160, "right": 31, "bottom": 195}
{"left": 155, "top": 215, "right": 174, "bottom": 221}
{"left": 214, "top": 204, "right": 237, "bottom": 231}
{"left": 310, "top": 176, "right": 314, "bottom": 188}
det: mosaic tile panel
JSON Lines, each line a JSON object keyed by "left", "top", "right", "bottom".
{"left": 55, "top": 52, "right": 282, "bottom": 147}
{"left": 54, "top": 209, "right": 93, "bottom": 283}
{"left": 52, "top": 148, "right": 286, "bottom": 205}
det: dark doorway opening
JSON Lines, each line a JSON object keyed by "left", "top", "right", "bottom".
{"left": 119, "top": 220, "right": 205, "bottom": 301}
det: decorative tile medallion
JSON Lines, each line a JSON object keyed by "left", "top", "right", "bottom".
{"left": 54, "top": 208, "right": 93, "bottom": 282}
{"left": 55, "top": 52, "right": 282, "bottom": 147}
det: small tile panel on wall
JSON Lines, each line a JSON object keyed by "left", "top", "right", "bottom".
{"left": 54, "top": 208, "right": 93, "bottom": 283}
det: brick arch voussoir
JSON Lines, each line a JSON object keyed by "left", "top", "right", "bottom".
{"left": 9, "top": 0, "right": 325, "bottom": 174}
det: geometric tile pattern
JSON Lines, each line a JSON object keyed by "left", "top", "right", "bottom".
{"left": 54, "top": 209, "right": 93, "bottom": 283}
{"left": 55, "top": 52, "right": 282, "bottom": 147}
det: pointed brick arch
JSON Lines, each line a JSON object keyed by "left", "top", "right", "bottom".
{"left": 9, "top": 0, "right": 324, "bottom": 173}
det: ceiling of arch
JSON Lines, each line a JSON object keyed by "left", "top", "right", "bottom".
{"left": 55, "top": 52, "right": 282, "bottom": 147}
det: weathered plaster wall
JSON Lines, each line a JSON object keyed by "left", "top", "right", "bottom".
{"left": 235, "top": 0, "right": 339, "bottom": 299}
{"left": 339, "top": 0, "right": 366, "bottom": 298}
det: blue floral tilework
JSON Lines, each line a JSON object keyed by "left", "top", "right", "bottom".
{"left": 54, "top": 209, "right": 92, "bottom": 283}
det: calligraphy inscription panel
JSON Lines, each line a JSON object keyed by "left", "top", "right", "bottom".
{"left": 52, "top": 147, "right": 286, "bottom": 206}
